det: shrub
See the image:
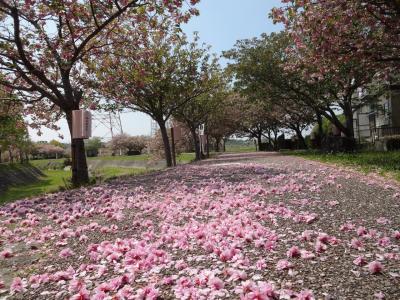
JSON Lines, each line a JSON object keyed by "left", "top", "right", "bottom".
{"left": 386, "top": 137, "right": 400, "bottom": 151}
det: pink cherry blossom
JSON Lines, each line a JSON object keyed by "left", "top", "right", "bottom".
{"left": 353, "top": 256, "right": 367, "bottom": 266}
{"left": 276, "top": 259, "right": 292, "bottom": 271}
{"left": 296, "top": 290, "right": 315, "bottom": 300}
{"left": 0, "top": 249, "right": 13, "bottom": 259}
{"left": 10, "top": 277, "right": 24, "bottom": 294}
{"left": 287, "top": 246, "right": 301, "bottom": 258}
{"left": 368, "top": 261, "right": 384, "bottom": 274}
{"left": 209, "top": 276, "right": 224, "bottom": 290}
{"left": 70, "top": 288, "right": 90, "bottom": 300}
{"left": 59, "top": 248, "right": 74, "bottom": 258}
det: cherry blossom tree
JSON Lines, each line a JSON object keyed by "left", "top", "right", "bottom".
{"left": 206, "top": 93, "right": 242, "bottom": 152}
{"left": 109, "top": 134, "right": 148, "bottom": 155}
{"left": 89, "top": 25, "right": 216, "bottom": 167}
{"left": 0, "top": 90, "right": 30, "bottom": 163}
{"left": 172, "top": 71, "right": 225, "bottom": 160}
{"left": 229, "top": 94, "right": 280, "bottom": 150}
{"left": 0, "top": 0, "right": 199, "bottom": 185}
{"left": 272, "top": 0, "right": 400, "bottom": 69}
{"left": 225, "top": 32, "right": 382, "bottom": 143}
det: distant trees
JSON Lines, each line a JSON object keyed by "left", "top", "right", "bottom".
{"left": 224, "top": 30, "right": 381, "bottom": 149}
{"left": 32, "top": 144, "right": 65, "bottom": 159}
{"left": 205, "top": 93, "right": 242, "bottom": 152}
{"left": 269, "top": 1, "right": 395, "bottom": 142}
{"left": 85, "top": 137, "right": 104, "bottom": 157}
{"left": 109, "top": 135, "right": 148, "bottom": 156}
{"left": 90, "top": 21, "right": 220, "bottom": 166}
{"left": 173, "top": 72, "right": 226, "bottom": 160}
{"left": 0, "top": 97, "right": 31, "bottom": 163}
{"left": 225, "top": 34, "right": 315, "bottom": 148}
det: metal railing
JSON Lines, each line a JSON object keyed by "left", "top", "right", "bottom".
{"left": 373, "top": 127, "right": 400, "bottom": 140}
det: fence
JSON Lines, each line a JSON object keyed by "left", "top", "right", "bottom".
{"left": 373, "top": 127, "right": 400, "bottom": 140}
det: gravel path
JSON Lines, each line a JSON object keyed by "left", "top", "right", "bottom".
{"left": 0, "top": 152, "right": 399, "bottom": 300}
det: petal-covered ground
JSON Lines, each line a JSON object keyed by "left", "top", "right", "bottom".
{"left": 0, "top": 152, "right": 399, "bottom": 300}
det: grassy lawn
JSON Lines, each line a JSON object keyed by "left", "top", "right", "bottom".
{"left": 1, "top": 169, "right": 70, "bottom": 204}
{"left": 30, "top": 158, "right": 65, "bottom": 170}
{"left": 177, "top": 152, "right": 196, "bottom": 163}
{"left": 92, "top": 167, "right": 149, "bottom": 183}
{"left": 225, "top": 145, "right": 257, "bottom": 153}
{"left": 285, "top": 150, "right": 400, "bottom": 181}
{"left": 88, "top": 154, "right": 150, "bottom": 162}
{"left": 1, "top": 153, "right": 198, "bottom": 204}
{"left": 0, "top": 166, "right": 153, "bottom": 204}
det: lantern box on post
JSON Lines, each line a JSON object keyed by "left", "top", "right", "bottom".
{"left": 72, "top": 110, "right": 92, "bottom": 139}
{"left": 173, "top": 126, "right": 182, "bottom": 141}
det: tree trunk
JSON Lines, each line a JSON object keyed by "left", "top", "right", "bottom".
{"left": 323, "top": 109, "right": 352, "bottom": 138}
{"left": 223, "top": 138, "right": 226, "bottom": 152}
{"left": 190, "top": 128, "right": 201, "bottom": 161}
{"left": 66, "top": 110, "right": 89, "bottom": 186}
{"left": 257, "top": 134, "right": 262, "bottom": 152}
{"left": 267, "top": 131, "right": 272, "bottom": 149}
{"left": 158, "top": 121, "right": 173, "bottom": 167}
{"left": 206, "top": 134, "right": 210, "bottom": 158}
{"left": 215, "top": 137, "right": 221, "bottom": 152}
{"left": 273, "top": 131, "right": 278, "bottom": 150}
{"left": 0, "top": 149, "right": 2, "bottom": 163}
{"left": 343, "top": 103, "right": 355, "bottom": 139}
{"left": 8, "top": 148, "right": 13, "bottom": 163}
{"left": 294, "top": 127, "right": 308, "bottom": 149}
{"left": 19, "top": 150, "right": 24, "bottom": 164}
{"left": 316, "top": 112, "right": 324, "bottom": 148}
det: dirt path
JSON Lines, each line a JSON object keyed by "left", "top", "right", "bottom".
{"left": 0, "top": 152, "right": 399, "bottom": 299}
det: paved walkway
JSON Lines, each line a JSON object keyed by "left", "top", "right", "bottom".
{"left": 0, "top": 152, "right": 399, "bottom": 299}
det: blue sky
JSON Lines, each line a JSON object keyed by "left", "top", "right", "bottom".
{"left": 30, "top": 0, "right": 283, "bottom": 142}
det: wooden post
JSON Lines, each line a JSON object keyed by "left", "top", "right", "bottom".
{"left": 171, "top": 127, "right": 177, "bottom": 167}
{"left": 206, "top": 134, "right": 210, "bottom": 158}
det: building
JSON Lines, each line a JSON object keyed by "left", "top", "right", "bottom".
{"left": 353, "top": 85, "right": 400, "bottom": 143}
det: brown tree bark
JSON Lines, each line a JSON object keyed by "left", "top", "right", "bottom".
{"left": 66, "top": 110, "right": 89, "bottom": 186}
{"left": 343, "top": 102, "right": 355, "bottom": 139}
{"left": 215, "top": 137, "right": 221, "bottom": 152}
{"left": 158, "top": 121, "right": 173, "bottom": 167}
{"left": 190, "top": 127, "right": 201, "bottom": 161}
{"left": 8, "top": 148, "right": 13, "bottom": 163}
{"left": 257, "top": 134, "right": 262, "bottom": 151}
{"left": 294, "top": 127, "right": 308, "bottom": 149}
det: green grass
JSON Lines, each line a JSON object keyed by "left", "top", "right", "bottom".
{"left": 285, "top": 150, "right": 400, "bottom": 181}
{"left": 30, "top": 155, "right": 151, "bottom": 170}
{"left": 225, "top": 144, "right": 257, "bottom": 153}
{"left": 88, "top": 154, "right": 150, "bottom": 162}
{"left": 177, "top": 152, "right": 196, "bottom": 163}
{"left": 92, "top": 167, "right": 149, "bottom": 182}
{"left": 0, "top": 166, "right": 153, "bottom": 204}
{"left": 1, "top": 153, "right": 198, "bottom": 204}
{"left": 1, "top": 169, "right": 70, "bottom": 204}
{"left": 30, "top": 158, "right": 64, "bottom": 170}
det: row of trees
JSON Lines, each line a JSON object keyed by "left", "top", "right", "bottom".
{"left": 221, "top": 0, "right": 400, "bottom": 150}
{"left": 0, "top": 97, "right": 30, "bottom": 163}
{"left": 0, "top": 0, "right": 201, "bottom": 185}
{"left": 0, "top": 0, "right": 239, "bottom": 185}
{"left": 2, "top": 0, "right": 398, "bottom": 185}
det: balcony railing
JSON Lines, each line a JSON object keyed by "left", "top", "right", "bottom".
{"left": 373, "top": 127, "right": 400, "bottom": 140}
